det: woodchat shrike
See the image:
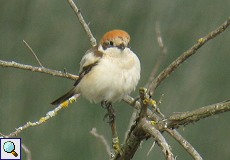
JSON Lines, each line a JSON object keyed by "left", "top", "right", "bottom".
{"left": 51, "top": 30, "right": 141, "bottom": 107}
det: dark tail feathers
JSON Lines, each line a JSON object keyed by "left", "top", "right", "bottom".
{"left": 51, "top": 88, "right": 76, "bottom": 105}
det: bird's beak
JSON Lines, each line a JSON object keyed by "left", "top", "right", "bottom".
{"left": 118, "top": 43, "right": 125, "bottom": 50}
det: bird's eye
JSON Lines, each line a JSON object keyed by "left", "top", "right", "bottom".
{"left": 102, "top": 41, "right": 114, "bottom": 50}
{"left": 109, "top": 41, "right": 114, "bottom": 46}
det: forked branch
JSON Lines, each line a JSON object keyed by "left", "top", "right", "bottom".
{"left": 147, "top": 16, "right": 230, "bottom": 96}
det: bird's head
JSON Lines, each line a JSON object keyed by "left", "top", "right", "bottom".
{"left": 99, "top": 30, "right": 130, "bottom": 51}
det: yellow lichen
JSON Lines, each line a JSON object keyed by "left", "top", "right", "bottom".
{"left": 39, "top": 117, "right": 47, "bottom": 123}
{"left": 198, "top": 38, "right": 205, "bottom": 43}
{"left": 150, "top": 99, "right": 156, "bottom": 107}
{"left": 112, "top": 137, "right": 121, "bottom": 154}
{"left": 151, "top": 121, "right": 156, "bottom": 125}
{"left": 69, "top": 97, "right": 76, "bottom": 104}
{"left": 143, "top": 99, "right": 156, "bottom": 107}
{"left": 61, "top": 101, "right": 69, "bottom": 108}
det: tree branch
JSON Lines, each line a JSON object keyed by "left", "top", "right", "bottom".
{"left": 67, "top": 0, "right": 97, "bottom": 46}
{"left": 6, "top": 94, "right": 80, "bottom": 138}
{"left": 115, "top": 122, "right": 145, "bottom": 160}
{"left": 148, "top": 16, "right": 230, "bottom": 96}
{"left": 116, "top": 88, "right": 172, "bottom": 160}
{"left": 146, "top": 141, "right": 155, "bottom": 156}
{"left": 0, "top": 60, "right": 78, "bottom": 80}
{"left": 142, "top": 119, "right": 174, "bottom": 160}
{"left": 165, "top": 129, "right": 203, "bottom": 160}
{"left": 23, "top": 40, "right": 44, "bottom": 67}
{"left": 119, "top": 99, "right": 230, "bottom": 159}
{"left": 90, "top": 128, "right": 111, "bottom": 157}
{"left": 145, "top": 22, "right": 167, "bottom": 88}
{"left": 165, "top": 100, "right": 230, "bottom": 129}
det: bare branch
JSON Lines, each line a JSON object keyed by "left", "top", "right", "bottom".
{"left": 115, "top": 89, "right": 159, "bottom": 160}
{"left": 123, "top": 108, "right": 138, "bottom": 144}
{"left": 147, "top": 141, "right": 155, "bottom": 156}
{"left": 0, "top": 60, "right": 78, "bottom": 80}
{"left": 23, "top": 40, "right": 44, "bottom": 67}
{"left": 165, "top": 100, "right": 230, "bottom": 129}
{"left": 139, "top": 88, "right": 149, "bottom": 118}
{"left": 6, "top": 94, "right": 80, "bottom": 138}
{"left": 120, "top": 98, "right": 230, "bottom": 159}
{"left": 90, "top": 128, "right": 111, "bottom": 157}
{"left": 155, "top": 22, "right": 167, "bottom": 55}
{"left": 104, "top": 104, "right": 121, "bottom": 155}
{"left": 124, "top": 94, "right": 230, "bottom": 130}
{"left": 115, "top": 124, "right": 143, "bottom": 160}
{"left": 142, "top": 119, "right": 174, "bottom": 160}
{"left": 148, "top": 16, "right": 230, "bottom": 96}
{"left": 123, "top": 95, "right": 139, "bottom": 109}
{"left": 116, "top": 117, "right": 175, "bottom": 160}
{"left": 145, "top": 22, "right": 167, "bottom": 88}
{"left": 166, "top": 129, "right": 203, "bottom": 160}
{"left": 67, "top": 0, "right": 97, "bottom": 46}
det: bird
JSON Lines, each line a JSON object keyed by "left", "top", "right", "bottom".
{"left": 51, "top": 29, "right": 141, "bottom": 112}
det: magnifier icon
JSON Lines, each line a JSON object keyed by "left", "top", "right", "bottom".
{"left": 3, "top": 141, "right": 18, "bottom": 157}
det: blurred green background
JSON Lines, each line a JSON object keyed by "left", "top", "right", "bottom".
{"left": 0, "top": 0, "right": 230, "bottom": 159}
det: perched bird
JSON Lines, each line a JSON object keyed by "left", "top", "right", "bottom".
{"left": 51, "top": 30, "right": 141, "bottom": 109}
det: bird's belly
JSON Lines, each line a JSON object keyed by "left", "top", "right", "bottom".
{"left": 78, "top": 64, "right": 139, "bottom": 103}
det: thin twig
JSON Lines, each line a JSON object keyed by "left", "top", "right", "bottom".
{"left": 147, "top": 141, "right": 155, "bottom": 156}
{"left": 123, "top": 108, "right": 138, "bottom": 144}
{"left": 23, "top": 40, "right": 44, "bottom": 67}
{"left": 6, "top": 94, "right": 80, "bottom": 138}
{"left": 139, "top": 88, "right": 149, "bottom": 118}
{"left": 141, "top": 118, "right": 174, "bottom": 160}
{"left": 145, "top": 22, "right": 167, "bottom": 88}
{"left": 21, "top": 143, "right": 32, "bottom": 160}
{"left": 123, "top": 95, "right": 139, "bottom": 110}
{"left": 105, "top": 104, "right": 121, "bottom": 156}
{"left": 0, "top": 60, "right": 78, "bottom": 80}
{"left": 148, "top": 16, "right": 230, "bottom": 96}
{"left": 67, "top": 0, "right": 97, "bottom": 46}
{"left": 165, "top": 129, "right": 203, "bottom": 160}
{"left": 90, "top": 128, "right": 111, "bottom": 156}
{"left": 155, "top": 22, "right": 167, "bottom": 55}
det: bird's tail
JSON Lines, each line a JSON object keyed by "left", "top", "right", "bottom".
{"left": 51, "top": 88, "right": 76, "bottom": 105}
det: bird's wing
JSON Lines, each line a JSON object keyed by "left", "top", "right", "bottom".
{"left": 74, "top": 46, "right": 103, "bottom": 86}
{"left": 51, "top": 46, "right": 103, "bottom": 105}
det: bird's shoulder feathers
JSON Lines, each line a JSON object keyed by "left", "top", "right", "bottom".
{"left": 74, "top": 46, "right": 103, "bottom": 86}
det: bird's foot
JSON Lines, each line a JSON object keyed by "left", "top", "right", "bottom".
{"left": 101, "top": 101, "right": 116, "bottom": 123}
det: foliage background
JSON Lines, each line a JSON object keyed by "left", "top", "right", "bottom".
{"left": 0, "top": 0, "right": 229, "bottom": 159}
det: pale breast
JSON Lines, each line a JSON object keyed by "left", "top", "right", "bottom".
{"left": 78, "top": 48, "right": 140, "bottom": 103}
